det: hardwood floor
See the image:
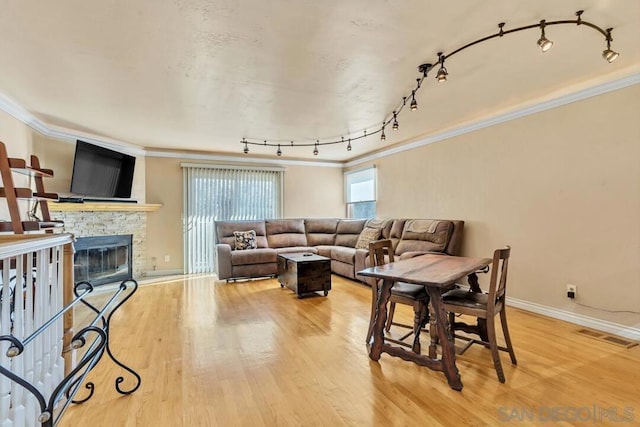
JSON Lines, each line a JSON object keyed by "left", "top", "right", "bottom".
{"left": 60, "top": 275, "right": 640, "bottom": 426}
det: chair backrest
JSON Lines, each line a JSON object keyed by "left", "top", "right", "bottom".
{"left": 368, "top": 239, "right": 395, "bottom": 267}
{"left": 488, "top": 246, "right": 511, "bottom": 308}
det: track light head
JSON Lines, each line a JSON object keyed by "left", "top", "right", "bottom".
{"left": 410, "top": 93, "right": 418, "bottom": 111}
{"left": 537, "top": 20, "right": 554, "bottom": 52}
{"left": 537, "top": 36, "right": 553, "bottom": 52}
{"left": 602, "top": 48, "right": 619, "bottom": 63}
{"left": 242, "top": 140, "right": 249, "bottom": 154}
{"left": 313, "top": 143, "right": 319, "bottom": 156}
{"left": 436, "top": 52, "right": 448, "bottom": 82}
{"left": 392, "top": 114, "right": 399, "bottom": 131}
{"left": 347, "top": 139, "right": 352, "bottom": 151}
{"left": 276, "top": 144, "right": 282, "bottom": 156}
{"left": 381, "top": 125, "right": 386, "bottom": 141}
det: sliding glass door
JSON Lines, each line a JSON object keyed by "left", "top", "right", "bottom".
{"left": 182, "top": 164, "right": 283, "bottom": 274}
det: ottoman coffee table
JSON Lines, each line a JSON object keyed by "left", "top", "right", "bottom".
{"left": 277, "top": 253, "right": 331, "bottom": 298}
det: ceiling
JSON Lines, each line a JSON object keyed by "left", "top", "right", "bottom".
{"left": 1, "top": 1, "right": 639, "bottom": 162}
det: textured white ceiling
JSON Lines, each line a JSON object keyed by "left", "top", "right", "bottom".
{"left": 1, "top": 1, "right": 638, "bottom": 161}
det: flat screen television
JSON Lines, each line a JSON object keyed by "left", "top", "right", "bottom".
{"left": 70, "top": 140, "right": 136, "bottom": 199}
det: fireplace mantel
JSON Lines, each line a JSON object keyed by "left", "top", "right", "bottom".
{"left": 49, "top": 202, "right": 162, "bottom": 212}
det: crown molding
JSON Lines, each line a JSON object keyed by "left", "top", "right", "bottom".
{"left": 146, "top": 149, "right": 344, "bottom": 168}
{"left": 345, "top": 71, "right": 640, "bottom": 168}
{"left": 1, "top": 71, "right": 638, "bottom": 170}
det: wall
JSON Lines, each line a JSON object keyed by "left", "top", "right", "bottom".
{"left": 348, "top": 84, "right": 640, "bottom": 327}
{"left": 0, "top": 109, "right": 35, "bottom": 221}
{"left": 144, "top": 157, "right": 344, "bottom": 273}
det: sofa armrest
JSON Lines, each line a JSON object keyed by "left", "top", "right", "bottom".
{"left": 215, "top": 243, "right": 233, "bottom": 280}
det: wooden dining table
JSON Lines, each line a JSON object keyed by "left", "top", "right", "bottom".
{"left": 357, "top": 253, "right": 491, "bottom": 391}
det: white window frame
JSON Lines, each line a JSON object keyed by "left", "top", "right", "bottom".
{"left": 344, "top": 166, "right": 377, "bottom": 219}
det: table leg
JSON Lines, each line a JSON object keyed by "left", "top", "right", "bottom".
{"left": 369, "top": 278, "right": 393, "bottom": 362}
{"left": 427, "top": 286, "right": 463, "bottom": 391}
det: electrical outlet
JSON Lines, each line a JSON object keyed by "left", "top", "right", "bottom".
{"left": 566, "top": 284, "right": 577, "bottom": 299}
{"left": 164, "top": 255, "right": 170, "bottom": 263}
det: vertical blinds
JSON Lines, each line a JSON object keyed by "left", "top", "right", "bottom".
{"left": 183, "top": 164, "right": 283, "bottom": 274}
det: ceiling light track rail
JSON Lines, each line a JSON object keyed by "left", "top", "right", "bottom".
{"left": 241, "top": 10, "right": 619, "bottom": 157}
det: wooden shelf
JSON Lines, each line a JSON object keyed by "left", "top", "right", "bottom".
{"left": 0, "top": 187, "right": 35, "bottom": 199}
{"left": 8, "top": 158, "right": 54, "bottom": 177}
{"left": 49, "top": 202, "right": 162, "bottom": 212}
{"left": 0, "top": 220, "right": 64, "bottom": 232}
{"left": 0, "top": 147, "right": 62, "bottom": 234}
{"left": 0, "top": 188, "right": 59, "bottom": 200}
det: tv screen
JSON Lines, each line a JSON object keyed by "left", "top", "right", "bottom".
{"left": 70, "top": 141, "right": 136, "bottom": 199}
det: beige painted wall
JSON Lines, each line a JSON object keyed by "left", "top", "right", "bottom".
{"left": 145, "top": 157, "right": 344, "bottom": 272}
{"left": 349, "top": 84, "right": 640, "bottom": 327}
{"left": 0, "top": 110, "right": 35, "bottom": 221}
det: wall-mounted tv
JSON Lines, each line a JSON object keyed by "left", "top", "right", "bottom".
{"left": 70, "top": 140, "right": 136, "bottom": 199}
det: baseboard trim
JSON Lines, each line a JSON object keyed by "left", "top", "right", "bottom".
{"left": 144, "top": 269, "right": 184, "bottom": 277}
{"left": 506, "top": 297, "right": 640, "bottom": 341}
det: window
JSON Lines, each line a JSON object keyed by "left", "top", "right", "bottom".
{"left": 345, "top": 166, "right": 376, "bottom": 219}
{"left": 182, "top": 164, "right": 283, "bottom": 274}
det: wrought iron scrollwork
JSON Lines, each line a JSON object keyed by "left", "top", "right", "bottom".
{"left": 0, "top": 278, "right": 141, "bottom": 426}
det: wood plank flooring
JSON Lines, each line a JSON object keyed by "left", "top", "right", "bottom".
{"left": 60, "top": 275, "right": 640, "bottom": 426}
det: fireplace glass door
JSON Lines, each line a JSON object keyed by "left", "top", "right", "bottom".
{"left": 74, "top": 235, "right": 133, "bottom": 286}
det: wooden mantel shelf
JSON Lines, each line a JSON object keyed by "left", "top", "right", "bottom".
{"left": 49, "top": 202, "right": 162, "bottom": 212}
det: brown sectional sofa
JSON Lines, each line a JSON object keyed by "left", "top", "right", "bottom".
{"left": 215, "top": 218, "right": 464, "bottom": 282}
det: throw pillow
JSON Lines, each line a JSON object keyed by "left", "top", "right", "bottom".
{"left": 233, "top": 230, "right": 258, "bottom": 250}
{"left": 355, "top": 227, "right": 382, "bottom": 250}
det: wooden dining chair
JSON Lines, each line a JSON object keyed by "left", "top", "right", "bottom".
{"left": 442, "top": 246, "right": 517, "bottom": 383}
{"left": 366, "top": 239, "right": 430, "bottom": 354}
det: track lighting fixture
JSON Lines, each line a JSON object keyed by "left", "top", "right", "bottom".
{"left": 602, "top": 28, "right": 620, "bottom": 63}
{"left": 537, "top": 20, "right": 554, "bottom": 52}
{"left": 241, "top": 11, "right": 620, "bottom": 157}
{"left": 436, "top": 52, "right": 448, "bottom": 83}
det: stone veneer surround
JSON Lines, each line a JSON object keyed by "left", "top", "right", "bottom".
{"left": 53, "top": 210, "right": 147, "bottom": 280}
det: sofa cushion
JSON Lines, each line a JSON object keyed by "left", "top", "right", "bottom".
{"left": 216, "top": 220, "right": 268, "bottom": 248}
{"left": 266, "top": 219, "right": 308, "bottom": 248}
{"left": 331, "top": 246, "right": 357, "bottom": 264}
{"left": 365, "top": 218, "right": 394, "bottom": 239}
{"left": 305, "top": 218, "right": 338, "bottom": 246}
{"left": 395, "top": 220, "right": 454, "bottom": 255}
{"left": 355, "top": 227, "right": 382, "bottom": 250}
{"left": 230, "top": 248, "right": 278, "bottom": 266}
{"left": 388, "top": 219, "right": 406, "bottom": 251}
{"left": 335, "top": 219, "right": 366, "bottom": 247}
{"left": 331, "top": 260, "right": 355, "bottom": 279}
{"left": 233, "top": 230, "right": 258, "bottom": 250}
{"left": 314, "top": 245, "right": 333, "bottom": 258}
{"left": 275, "top": 246, "right": 319, "bottom": 255}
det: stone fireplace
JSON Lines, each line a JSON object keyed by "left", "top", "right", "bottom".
{"left": 50, "top": 203, "right": 161, "bottom": 283}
